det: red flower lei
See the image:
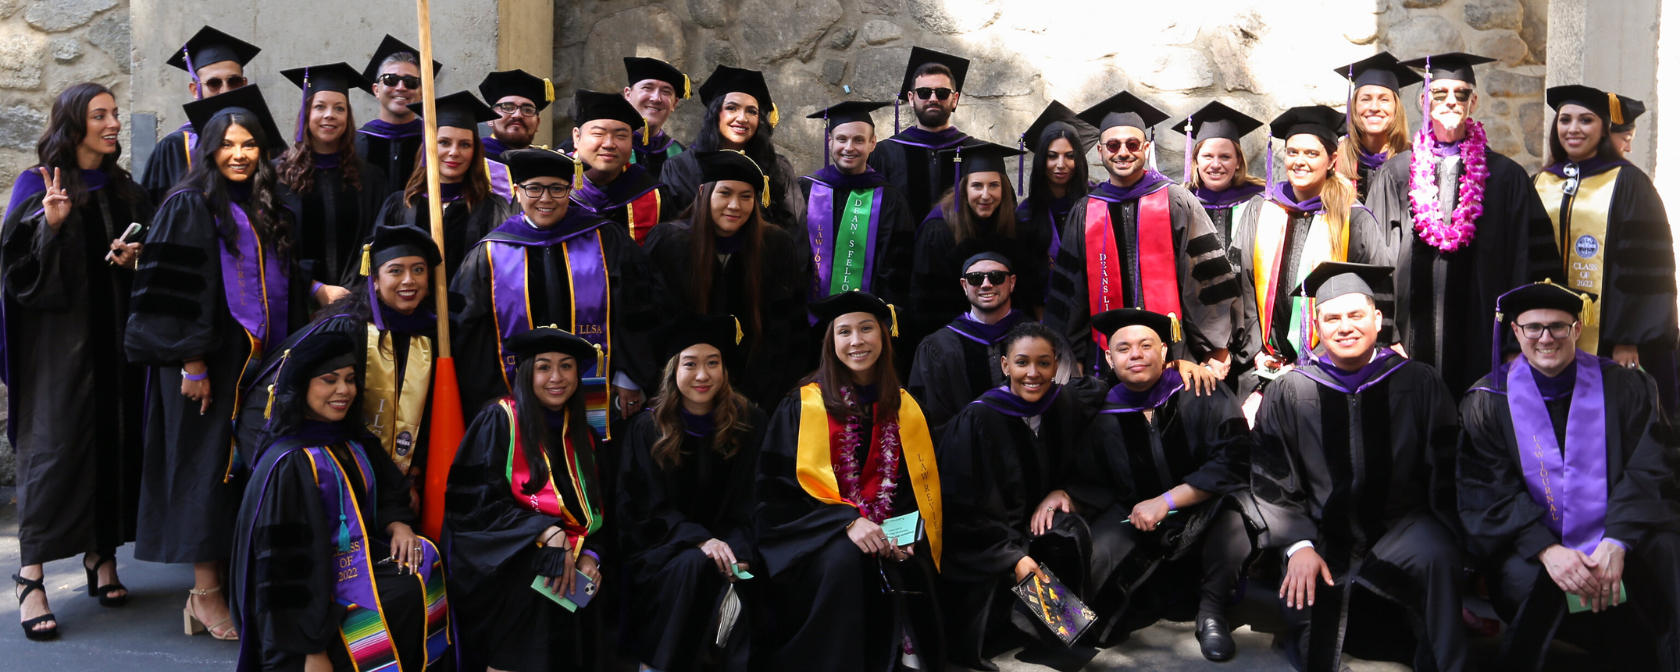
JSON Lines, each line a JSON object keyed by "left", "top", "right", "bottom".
{"left": 833, "top": 386, "right": 901, "bottom": 524}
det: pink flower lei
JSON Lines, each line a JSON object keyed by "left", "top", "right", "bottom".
{"left": 1408, "top": 119, "right": 1490, "bottom": 252}
{"left": 834, "top": 386, "right": 901, "bottom": 524}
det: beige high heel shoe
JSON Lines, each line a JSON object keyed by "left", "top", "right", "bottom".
{"left": 183, "top": 585, "right": 238, "bottom": 640}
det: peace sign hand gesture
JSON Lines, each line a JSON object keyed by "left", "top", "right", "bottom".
{"left": 38, "top": 168, "right": 70, "bottom": 230}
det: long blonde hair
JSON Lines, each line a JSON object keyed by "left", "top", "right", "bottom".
{"left": 1320, "top": 170, "right": 1357, "bottom": 260}
{"left": 1336, "top": 87, "right": 1412, "bottom": 184}
{"left": 1185, "top": 137, "right": 1265, "bottom": 191}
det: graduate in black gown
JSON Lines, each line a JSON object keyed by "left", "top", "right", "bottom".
{"left": 868, "top": 47, "right": 971, "bottom": 224}
{"left": 477, "top": 69, "right": 552, "bottom": 163}
{"left": 938, "top": 321, "right": 1098, "bottom": 669}
{"left": 619, "top": 313, "right": 764, "bottom": 672}
{"left": 1170, "top": 101, "right": 1266, "bottom": 260}
{"left": 1460, "top": 282, "right": 1680, "bottom": 671}
{"left": 554, "top": 58, "right": 693, "bottom": 180}
{"left": 373, "top": 91, "right": 516, "bottom": 288}
{"left": 354, "top": 35, "right": 442, "bottom": 201}
{"left": 661, "top": 66, "right": 802, "bottom": 228}
{"left": 907, "top": 252, "right": 1028, "bottom": 436}
{"left": 1535, "top": 84, "right": 1679, "bottom": 411}
{"left": 798, "top": 101, "right": 915, "bottom": 311}
{"left": 1060, "top": 309, "right": 1256, "bottom": 661}
{"left": 1365, "top": 52, "right": 1563, "bottom": 399}
{"left": 125, "top": 86, "right": 320, "bottom": 641}
{"left": 451, "top": 147, "right": 661, "bottom": 423}
{"left": 1014, "top": 101, "right": 1098, "bottom": 309}
{"left": 566, "top": 90, "right": 678, "bottom": 245}
{"left": 755, "top": 291, "right": 946, "bottom": 672}
{"left": 3, "top": 82, "right": 150, "bottom": 639}
{"left": 1046, "top": 92, "right": 1241, "bottom": 376}
{"left": 1331, "top": 52, "right": 1419, "bottom": 201}
{"left": 237, "top": 224, "right": 443, "bottom": 507}
{"left": 231, "top": 331, "right": 450, "bottom": 672}
{"left": 140, "top": 26, "right": 261, "bottom": 205}
{"left": 1251, "top": 263, "right": 1466, "bottom": 672}
{"left": 276, "top": 62, "right": 390, "bottom": 288}
{"left": 444, "top": 328, "right": 608, "bottom": 672}
{"left": 643, "top": 150, "right": 806, "bottom": 406}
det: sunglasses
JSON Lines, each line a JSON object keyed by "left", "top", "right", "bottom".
{"left": 963, "top": 270, "right": 1012, "bottom": 286}
{"left": 1102, "top": 138, "right": 1146, "bottom": 154}
{"left": 912, "top": 87, "right": 954, "bottom": 101}
{"left": 1430, "top": 88, "right": 1473, "bottom": 103}
{"left": 517, "top": 183, "right": 572, "bottom": 199}
{"left": 378, "top": 74, "right": 423, "bottom": 89}
{"left": 495, "top": 102, "right": 539, "bottom": 117}
{"left": 201, "top": 76, "right": 248, "bottom": 90}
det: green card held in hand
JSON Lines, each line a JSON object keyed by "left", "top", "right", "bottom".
{"left": 731, "top": 563, "right": 754, "bottom": 580}
{"left": 881, "top": 511, "right": 922, "bottom": 547}
{"left": 1568, "top": 580, "right": 1628, "bottom": 613}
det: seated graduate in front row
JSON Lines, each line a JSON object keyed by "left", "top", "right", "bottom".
{"left": 1251, "top": 262, "right": 1467, "bottom": 672}
{"left": 618, "top": 312, "right": 764, "bottom": 672}
{"left": 1459, "top": 282, "right": 1680, "bottom": 671}
{"left": 938, "top": 321, "right": 1096, "bottom": 670}
{"left": 1060, "top": 308, "right": 1257, "bottom": 661}
{"left": 231, "top": 330, "right": 450, "bottom": 672}
{"left": 755, "top": 291, "right": 946, "bottom": 672}
{"left": 908, "top": 251, "right": 1030, "bottom": 436}
{"left": 443, "top": 327, "right": 608, "bottom": 672}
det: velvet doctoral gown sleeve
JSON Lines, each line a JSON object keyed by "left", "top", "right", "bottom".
{"left": 124, "top": 191, "right": 224, "bottom": 365}
{"left": 938, "top": 403, "right": 1031, "bottom": 583}
{"left": 753, "top": 394, "right": 863, "bottom": 577}
{"left": 1600, "top": 166, "right": 1679, "bottom": 351}
{"left": 1250, "top": 374, "right": 1321, "bottom": 550}
{"left": 1170, "top": 185, "right": 1242, "bottom": 359}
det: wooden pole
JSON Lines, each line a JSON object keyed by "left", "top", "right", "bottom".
{"left": 416, "top": 0, "right": 448, "bottom": 343}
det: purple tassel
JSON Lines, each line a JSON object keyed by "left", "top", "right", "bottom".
{"left": 1264, "top": 129, "right": 1273, "bottom": 195}
{"left": 823, "top": 111, "right": 830, "bottom": 168}
{"left": 1423, "top": 56, "right": 1434, "bottom": 139}
{"left": 952, "top": 145, "right": 962, "bottom": 196}
{"left": 1298, "top": 293, "right": 1314, "bottom": 367}
{"left": 295, "top": 67, "right": 310, "bottom": 144}
{"left": 1016, "top": 135, "right": 1025, "bottom": 197}
{"left": 894, "top": 98, "right": 901, "bottom": 135}
{"left": 1182, "top": 115, "right": 1193, "bottom": 184}
{"left": 368, "top": 274, "right": 385, "bottom": 330}
{"left": 184, "top": 46, "right": 201, "bottom": 100}
{"left": 1346, "top": 65, "right": 1354, "bottom": 139}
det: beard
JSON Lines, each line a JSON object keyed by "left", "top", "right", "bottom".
{"left": 497, "top": 123, "right": 535, "bottom": 147}
{"left": 915, "top": 103, "right": 950, "bottom": 128}
{"left": 1434, "top": 109, "right": 1465, "bottom": 132}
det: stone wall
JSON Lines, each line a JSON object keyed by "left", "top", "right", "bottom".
{"left": 556, "top": 0, "right": 1550, "bottom": 179}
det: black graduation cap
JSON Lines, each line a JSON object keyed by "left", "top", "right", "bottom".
{"left": 941, "top": 138, "right": 1027, "bottom": 177}
{"left": 479, "top": 69, "right": 555, "bottom": 112}
{"left": 277, "top": 331, "right": 358, "bottom": 394}
{"left": 624, "top": 57, "right": 690, "bottom": 99}
{"left": 1078, "top": 91, "right": 1170, "bottom": 133}
{"left": 1023, "top": 101, "right": 1100, "bottom": 152}
{"left": 1293, "top": 262, "right": 1392, "bottom": 303}
{"left": 1399, "top": 52, "right": 1496, "bottom": 86}
{"left": 406, "top": 91, "right": 496, "bottom": 131}
{"left": 571, "top": 89, "right": 646, "bottom": 132}
{"left": 697, "top": 65, "right": 777, "bottom": 127}
{"left": 695, "top": 150, "right": 769, "bottom": 207}
{"left": 655, "top": 312, "right": 742, "bottom": 366}
{"left": 505, "top": 327, "right": 599, "bottom": 369}
{"left": 1092, "top": 308, "right": 1179, "bottom": 344}
{"left": 166, "top": 26, "right": 261, "bottom": 73}
{"left": 281, "top": 62, "right": 373, "bottom": 97}
{"left": 1269, "top": 105, "right": 1346, "bottom": 152}
{"left": 808, "top": 290, "right": 899, "bottom": 337}
{"left": 1334, "top": 51, "right": 1423, "bottom": 93}
{"left": 362, "top": 224, "right": 442, "bottom": 274}
{"left": 1170, "top": 100, "right": 1264, "bottom": 145}
{"left": 961, "top": 251, "right": 1013, "bottom": 274}
{"left": 1546, "top": 85, "right": 1643, "bottom": 129}
{"left": 808, "top": 101, "right": 892, "bottom": 132}
{"left": 1613, "top": 96, "right": 1647, "bottom": 131}
{"left": 898, "top": 46, "right": 971, "bottom": 101}
{"left": 1497, "top": 282, "right": 1594, "bottom": 321}
{"left": 184, "top": 85, "right": 286, "bottom": 152}
{"left": 502, "top": 147, "right": 577, "bottom": 183}
{"left": 362, "top": 34, "right": 443, "bottom": 85}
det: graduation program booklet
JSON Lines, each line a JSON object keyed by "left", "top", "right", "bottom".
{"left": 1012, "top": 564, "right": 1097, "bottom": 645}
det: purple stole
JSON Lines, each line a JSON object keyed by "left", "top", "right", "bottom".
{"left": 1507, "top": 353, "right": 1610, "bottom": 553}
{"left": 220, "top": 202, "right": 290, "bottom": 351}
{"left": 484, "top": 158, "right": 513, "bottom": 201}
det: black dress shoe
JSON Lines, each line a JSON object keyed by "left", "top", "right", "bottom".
{"left": 1196, "top": 617, "right": 1236, "bottom": 661}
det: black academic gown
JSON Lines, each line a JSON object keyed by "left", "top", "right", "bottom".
{"left": 141, "top": 125, "right": 194, "bottom": 205}
{"left": 231, "top": 433, "right": 442, "bottom": 672}
{"left": 938, "top": 392, "right": 1096, "bottom": 665}
{"left": 124, "top": 190, "right": 311, "bottom": 563}
{"left": 1015, "top": 193, "right": 1080, "bottom": 308}
{"left": 569, "top": 165, "right": 680, "bottom": 246}
{"left": 755, "top": 389, "right": 946, "bottom": 672}
{"left": 1459, "top": 358, "right": 1680, "bottom": 671}
{"left": 1, "top": 172, "right": 149, "bottom": 565}
{"left": 355, "top": 125, "right": 425, "bottom": 201}
{"left": 641, "top": 221, "right": 808, "bottom": 407}
{"left": 661, "top": 149, "right": 804, "bottom": 230}
{"left": 906, "top": 314, "right": 1021, "bottom": 438}
{"left": 618, "top": 408, "right": 765, "bottom": 672}
{"left": 868, "top": 128, "right": 971, "bottom": 224}
{"left": 1064, "top": 379, "right": 1256, "bottom": 638}
{"left": 795, "top": 169, "right": 916, "bottom": 309}
{"left": 1045, "top": 182, "right": 1242, "bottom": 370}
{"left": 374, "top": 191, "right": 515, "bottom": 289}
{"left": 280, "top": 156, "right": 390, "bottom": 287}
{"left": 1366, "top": 148, "right": 1564, "bottom": 398}
{"left": 910, "top": 212, "right": 1046, "bottom": 344}
{"left": 443, "top": 403, "right": 610, "bottom": 672}
{"left": 1252, "top": 354, "right": 1466, "bottom": 672}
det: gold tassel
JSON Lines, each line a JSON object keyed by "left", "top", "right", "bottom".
{"left": 264, "top": 384, "right": 276, "bottom": 419}
{"left": 543, "top": 78, "right": 554, "bottom": 103}
{"left": 888, "top": 304, "right": 900, "bottom": 338}
{"left": 761, "top": 175, "right": 770, "bottom": 208}
{"left": 1581, "top": 295, "right": 1596, "bottom": 327}
{"left": 359, "top": 243, "right": 372, "bottom": 277}
{"left": 733, "top": 315, "right": 743, "bottom": 345}
{"left": 1608, "top": 92, "right": 1625, "bottom": 126}
{"left": 768, "top": 104, "right": 779, "bottom": 128}
{"left": 682, "top": 74, "right": 692, "bottom": 100}
{"left": 573, "top": 155, "right": 584, "bottom": 187}
{"left": 1168, "top": 312, "right": 1183, "bottom": 343}
{"left": 643, "top": 117, "right": 650, "bottom": 146}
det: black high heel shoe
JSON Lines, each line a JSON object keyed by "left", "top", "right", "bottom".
{"left": 12, "top": 573, "right": 59, "bottom": 641}
{"left": 83, "top": 551, "right": 129, "bottom": 608}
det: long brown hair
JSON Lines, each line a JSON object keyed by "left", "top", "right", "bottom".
{"left": 687, "top": 181, "right": 765, "bottom": 352}
{"left": 402, "top": 131, "right": 491, "bottom": 208}
{"left": 799, "top": 318, "right": 901, "bottom": 420}
{"left": 648, "top": 352, "right": 754, "bottom": 470}
{"left": 1185, "top": 137, "right": 1265, "bottom": 191}
{"left": 35, "top": 83, "right": 138, "bottom": 207}
{"left": 278, "top": 91, "right": 363, "bottom": 195}
{"left": 935, "top": 171, "right": 1019, "bottom": 244}
{"left": 1546, "top": 113, "right": 1619, "bottom": 167}
{"left": 1335, "top": 89, "right": 1411, "bottom": 184}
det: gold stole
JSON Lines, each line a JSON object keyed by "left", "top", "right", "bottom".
{"left": 1535, "top": 167, "right": 1619, "bottom": 352}
{"left": 1251, "top": 202, "right": 1347, "bottom": 352}
{"left": 361, "top": 325, "right": 434, "bottom": 471}
{"left": 795, "top": 383, "right": 944, "bottom": 569}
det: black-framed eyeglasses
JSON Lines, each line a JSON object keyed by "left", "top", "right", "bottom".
{"left": 378, "top": 74, "right": 422, "bottom": 89}
{"left": 517, "top": 182, "right": 571, "bottom": 199}
{"left": 1515, "top": 321, "right": 1577, "bottom": 340}
{"left": 877, "top": 558, "right": 923, "bottom": 595}
{"left": 1103, "top": 138, "right": 1146, "bottom": 155}
{"left": 202, "top": 76, "right": 247, "bottom": 90}
{"left": 494, "top": 102, "right": 539, "bottom": 117}
{"left": 912, "top": 87, "right": 954, "bottom": 101}
{"left": 1430, "top": 88, "right": 1473, "bottom": 103}
{"left": 963, "top": 270, "right": 1012, "bottom": 286}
